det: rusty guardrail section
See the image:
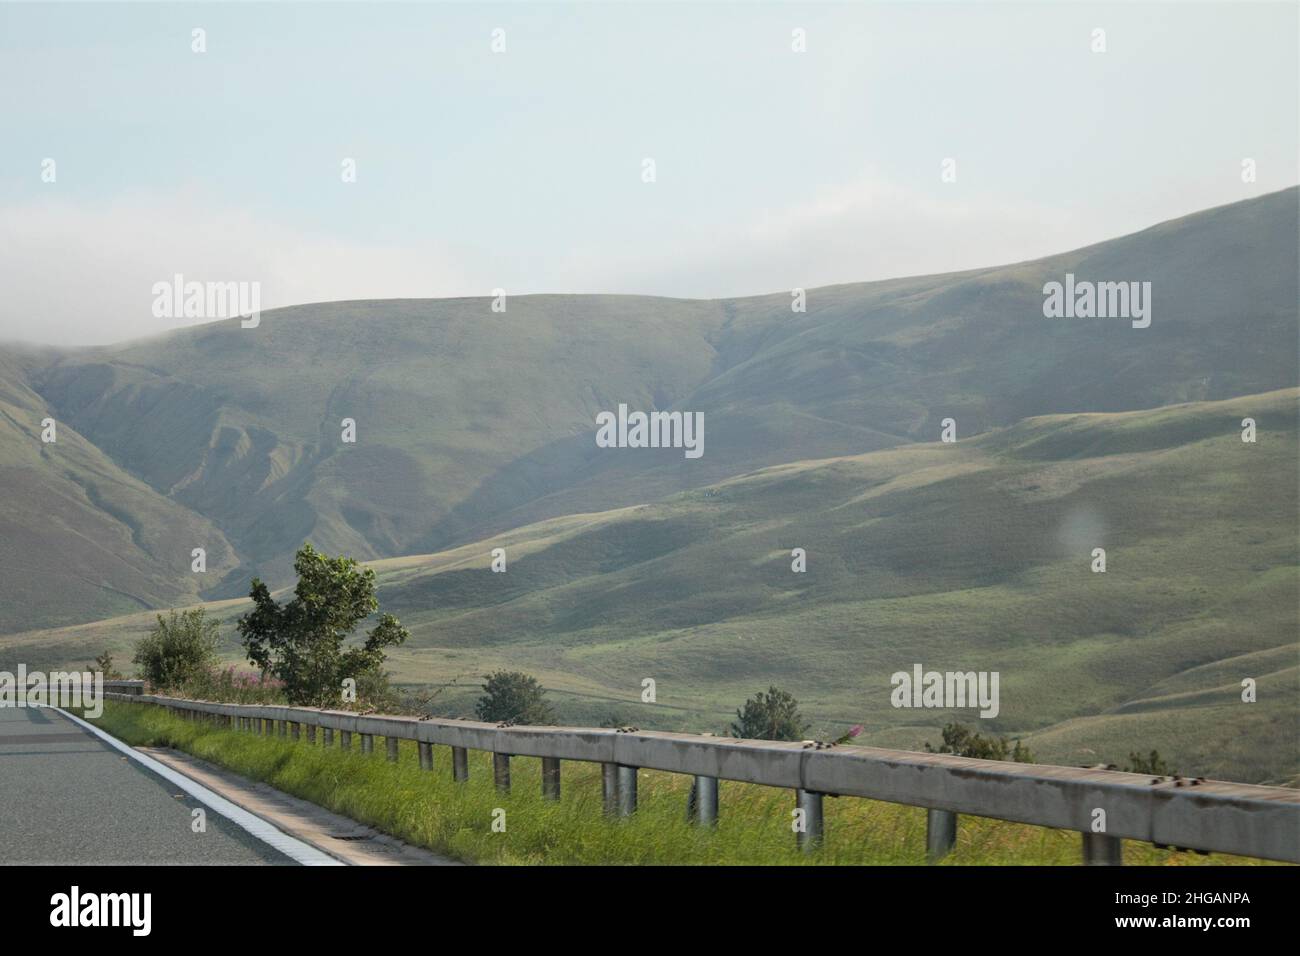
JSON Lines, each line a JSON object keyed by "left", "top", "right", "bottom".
{"left": 100, "top": 687, "right": 1300, "bottom": 864}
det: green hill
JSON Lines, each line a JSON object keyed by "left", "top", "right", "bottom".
{"left": 5, "top": 389, "right": 1295, "bottom": 784}
{"left": 1, "top": 188, "right": 1293, "bottom": 634}
{"left": 0, "top": 347, "right": 238, "bottom": 632}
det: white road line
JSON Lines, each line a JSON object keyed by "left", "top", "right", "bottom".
{"left": 53, "top": 706, "right": 345, "bottom": 867}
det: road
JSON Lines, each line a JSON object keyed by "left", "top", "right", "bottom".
{"left": 0, "top": 704, "right": 295, "bottom": 865}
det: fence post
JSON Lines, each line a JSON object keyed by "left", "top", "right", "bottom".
{"left": 418, "top": 742, "right": 433, "bottom": 770}
{"left": 387, "top": 737, "right": 399, "bottom": 762}
{"left": 1082, "top": 833, "right": 1123, "bottom": 866}
{"left": 493, "top": 753, "right": 511, "bottom": 793}
{"left": 926, "top": 809, "right": 958, "bottom": 862}
{"left": 617, "top": 765, "right": 638, "bottom": 816}
{"left": 796, "top": 789, "right": 824, "bottom": 852}
{"left": 452, "top": 747, "right": 469, "bottom": 782}
{"left": 691, "top": 776, "right": 719, "bottom": 826}
{"left": 541, "top": 757, "right": 561, "bottom": 800}
{"left": 360, "top": 733, "right": 373, "bottom": 754}
{"left": 602, "top": 763, "right": 620, "bottom": 815}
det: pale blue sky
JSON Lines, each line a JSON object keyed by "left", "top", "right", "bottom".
{"left": 1, "top": 1, "right": 1296, "bottom": 344}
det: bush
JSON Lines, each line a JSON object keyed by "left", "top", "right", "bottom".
{"left": 730, "top": 686, "right": 809, "bottom": 741}
{"left": 132, "top": 609, "right": 220, "bottom": 690}
{"left": 924, "top": 722, "right": 1034, "bottom": 762}
{"left": 474, "top": 671, "right": 554, "bottom": 724}
{"left": 1124, "top": 749, "right": 1175, "bottom": 776}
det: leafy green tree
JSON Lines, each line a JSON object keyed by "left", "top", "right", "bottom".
{"left": 475, "top": 670, "right": 554, "bottom": 724}
{"left": 237, "top": 543, "right": 408, "bottom": 707}
{"left": 730, "top": 686, "right": 809, "bottom": 741}
{"left": 132, "top": 609, "right": 220, "bottom": 690}
{"left": 925, "top": 722, "right": 1034, "bottom": 762}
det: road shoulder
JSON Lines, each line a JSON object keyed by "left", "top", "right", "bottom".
{"left": 138, "top": 746, "right": 463, "bottom": 866}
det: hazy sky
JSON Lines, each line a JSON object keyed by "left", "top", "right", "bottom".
{"left": 1, "top": 1, "right": 1296, "bottom": 345}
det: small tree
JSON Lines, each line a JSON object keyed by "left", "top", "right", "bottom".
{"left": 924, "top": 722, "right": 1034, "bottom": 763}
{"left": 730, "top": 686, "right": 809, "bottom": 741}
{"left": 475, "top": 671, "right": 554, "bottom": 724}
{"left": 89, "top": 650, "right": 122, "bottom": 680}
{"left": 237, "top": 543, "right": 409, "bottom": 707}
{"left": 132, "top": 609, "right": 220, "bottom": 690}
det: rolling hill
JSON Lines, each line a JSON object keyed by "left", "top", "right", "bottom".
{"left": 0, "top": 188, "right": 1295, "bottom": 784}
{"left": 0, "top": 188, "right": 1294, "bottom": 635}
{"left": 4, "top": 389, "right": 1295, "bottom": 783}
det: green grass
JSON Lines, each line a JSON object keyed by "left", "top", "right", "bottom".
{"left": 87, "top": 700, "right": 1280, "bottom": 866}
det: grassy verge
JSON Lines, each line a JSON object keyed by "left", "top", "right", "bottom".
{"left": 87, "top": 700, "right": 1277, "bottom": 866}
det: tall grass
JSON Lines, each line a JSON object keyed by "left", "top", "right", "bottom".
{"left": 88, "top": 701, "right": 1278, "bottom": 866}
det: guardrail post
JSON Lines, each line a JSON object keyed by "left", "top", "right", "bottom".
{"left": 1082, "top": 833, "right": 1123, "bottom": 866}
{"left": 541, "top": 757, "right": 561, "bottom": 800}
{"left": 259, "top": 718, "right": 269, "bottom": 735}
{"left": 340, "top": 731, "right": 352, "bottom": 751}
{"left": 387, "top": 737, "right": 399, "bottom": 762}
{"left": 307, "top": 724, "right": 317, "bottom": 744}
{"left": 278, "top": 720, "right": 287, "bottom": 738}
{"left": 690, "top": 776, "right": 719, "bottom": 826}
{"left": 617, "top": 765, "right": 638, "bottom": 816}
{"left": 452, "top": 747, "right": 469, "bottom": 782}
{"left": 360, "top": 733, "right": 373, "bottom": 754}
{"left": 323, "top": 727, "right": 334, "bottom": 747}
{"left": 926, "top": 809, "right": 958, "bottom": 862}
{"left": 796, "top": 789, "right": 824, "bottom": 852}
{"left": 418, "top": 742, "right": 433, "bottom": 770}
{"left": 602, "top": 763, "right": 619, "bottom": 815}
{"left": 290, "top": 722, "right": 300, "bottom": 741}
{"left": 493, "top": 753, "right": 511, "bottom": 793}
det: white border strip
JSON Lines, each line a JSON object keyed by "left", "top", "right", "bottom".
{"left": 53, "top": 706, "right": 344, "bottom": 867}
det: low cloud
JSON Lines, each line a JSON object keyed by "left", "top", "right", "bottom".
{"left": 0, "top": 193, "right": 481, "bottom": 346}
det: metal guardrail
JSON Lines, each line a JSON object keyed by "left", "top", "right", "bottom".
{"left": 102, "top": 691, "right": 1300, "bottom": 864}
{"left": 102, "top": 680, "right": 145, "bottom": 696}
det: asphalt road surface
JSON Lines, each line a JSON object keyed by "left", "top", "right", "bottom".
{"left": 0, "top": 705, "right": 294, "bottom": 865}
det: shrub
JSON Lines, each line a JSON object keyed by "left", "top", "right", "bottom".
{"left": 474, "top": 671, "right": 554, "bottom": 724}
{"left": 730, "top": 686, "right": 809, "bottom": 741}
{"left": 132, "top": 609, "right": 220, "bottom": 690}
{"left": 925, "top": 722, "right": 1034, "bottom": 762}
{"left": 1124, "top": 749, "right": 1175, "bottom": 776}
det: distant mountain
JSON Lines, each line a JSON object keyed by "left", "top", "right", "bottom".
{"left": 0, "top": 187, "right": 1295, "bottom": 636}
